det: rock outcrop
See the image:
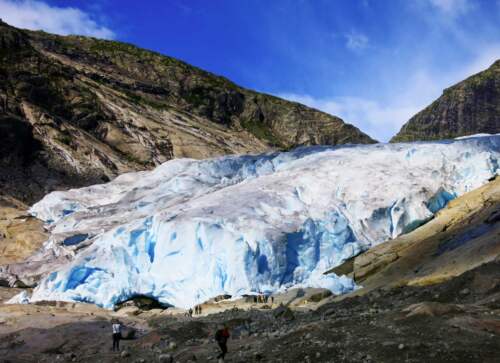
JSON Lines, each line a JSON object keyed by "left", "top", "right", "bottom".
{"left": 0, "top": 195, "right": 47, "bottom": 288}
{"left": 391, "top": 60, "right": 500, "bottom": 142}
{"left": 0, "top": 20, "right": 375, "bottom": 204}
{"left": 0, "top": 196, "right": 47, "bottom": 266}
{"left": 329, "top": 176, "right": 500, "bottom": 293}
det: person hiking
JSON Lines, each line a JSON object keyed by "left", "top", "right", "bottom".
{"left": 189, "top": 307, "right": 193, "bottom": 317}
{"left": 112, "top": 320, "right": 122, "bottom": 352}
{"left": 215, "top": 325, "right": 230, "bottom": 360}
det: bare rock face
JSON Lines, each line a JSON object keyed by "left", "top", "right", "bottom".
{"left": 391, "top": 60, "right": 500, "bottom": 142}
{"left": 329, "top": 176, "right": 500, "bottom": 294}
{"left": 0, "top": 195, "right": 47, "bottom": 288}
{"left": 0, "top": 20, "right": 375, "bottom": 204}
{"left": 0, "top": 196, "right": 47, "bottom": 266}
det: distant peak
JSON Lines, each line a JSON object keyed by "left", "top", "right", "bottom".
{"left": 391, "top": 57, "right": 500, "bottom": 143}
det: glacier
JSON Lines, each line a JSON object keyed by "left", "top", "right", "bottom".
{"left": 20, "top": 136, "right": 500, "bottom": 309}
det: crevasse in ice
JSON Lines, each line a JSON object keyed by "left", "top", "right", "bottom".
{"left": 24, "top": 136, "right": 500, "bottom": 308}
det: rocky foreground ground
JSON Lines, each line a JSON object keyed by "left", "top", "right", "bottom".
{"left": 1, "top": 259, "right": 500, "bottom": 363}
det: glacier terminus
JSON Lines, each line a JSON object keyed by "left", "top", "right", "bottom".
{"left": 15, "top": 136, "right": 500, "bottom": 309}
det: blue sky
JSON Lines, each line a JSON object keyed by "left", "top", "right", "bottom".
{"left": 1, "top": 0, "right": 500, "bottom": 141}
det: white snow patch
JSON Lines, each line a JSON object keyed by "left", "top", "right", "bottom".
{"left": 7, "top": 290, "right": 30, "bottom": 305}
{"left": 455, "top": 133, "right": 500, "bottom": 140}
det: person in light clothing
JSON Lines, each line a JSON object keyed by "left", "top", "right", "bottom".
{"left": 112, "top": 320, "right": 122, "bottom": 352}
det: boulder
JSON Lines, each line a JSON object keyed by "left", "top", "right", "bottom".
{"left": 309, "top": 290, "right": 333, "bottom": 302}
{"left": 273, "top": 304, "right": 295, "bottom": 321}
{"left": 121, "top": 326, "right": 137, "bottom": 340}
{"left": 116, "top": 306, "right": 141, "bottom": 317}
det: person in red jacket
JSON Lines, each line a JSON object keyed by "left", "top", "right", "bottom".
{"left": 215, "top": 325, "right": 230, "bottom": 360}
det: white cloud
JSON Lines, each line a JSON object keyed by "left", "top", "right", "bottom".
{"left": 458, "top": 45, "right": 500, "bottom": 78}
{"left": 427, "top": 0, "right": 471, "bottom": 16}
{"left": 0, "top": 0, "right": 115, "bottom": 39}
{"left": 345, "top": 31, "right": 369, "bottom": 51}
{"left": 278, "top": 45, "right": 500, "bottom": 142}
{"left": 279, "top": 93, "right": 418, "bottom": 143}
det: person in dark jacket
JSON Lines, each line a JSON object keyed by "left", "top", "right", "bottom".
{"left": 215, "top": 325, "right": 230, "bottom": 360}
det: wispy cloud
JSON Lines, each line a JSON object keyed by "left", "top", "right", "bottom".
{"left": 279, "top": 93, "right": 418, "bottom": 143}
{"left": 345, "top": 31, "right": 369, "bottom": 51}
{"left": 457, "top": 47, "right": 500, "bottom": 81}
{"left": 0, "top": 0, "right": 115, "bottom": 39}
{"left": 427, "top": 0, "right": 471, "bottom": 17}
{"left": 174, "top": 1, "right": 193, "bottom": 14}
{"left": 278, "top": 45, "right": 500, "bottom": 142}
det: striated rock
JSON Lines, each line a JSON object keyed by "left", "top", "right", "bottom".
{"left": 0, "top": 196, "right": 47, "bottom": 276}
{"left": 115, "top": 306, "right": 141, "bottom": 317}
{"left": 0, "top": 20, "right": 375, "bottom": 205}
{"left": 392, "top": 60, "right": 500, "bottom": 142}
{"left": 115, "top": 296, "right": 167, "bottom": 311}
{"left": 403, "top": 302, "right": 464, "bottom": 317}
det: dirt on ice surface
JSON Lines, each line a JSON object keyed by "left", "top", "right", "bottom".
{"left": 1, "top": 261, "right": 500, "bottom": 363}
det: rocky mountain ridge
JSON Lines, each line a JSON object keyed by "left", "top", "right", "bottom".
{"left": 3, "top": 19, "right": 500, "bottom": 205}
{"left": 392, "top": 60, "right": 500, "bottom": 142}
{"left": 0, "top": 20, "right": 375, "bottom": 204}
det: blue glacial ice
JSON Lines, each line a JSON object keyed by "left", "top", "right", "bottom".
{"left": 23, "top": 135, "right": 500, "bottom": 308}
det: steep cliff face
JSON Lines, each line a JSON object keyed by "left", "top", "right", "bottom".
{"left": 391, "top": 60, "right": 500, "bottom": 142}
{"left": 0, "top": 21, "right": 375, "bottom": 203}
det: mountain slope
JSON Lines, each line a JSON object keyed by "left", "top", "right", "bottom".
{"left": 391, "top": 60, "right": 500, "bottom": 142}
{"left": 0, "top": 21, "right": 375, "bottom": 204}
